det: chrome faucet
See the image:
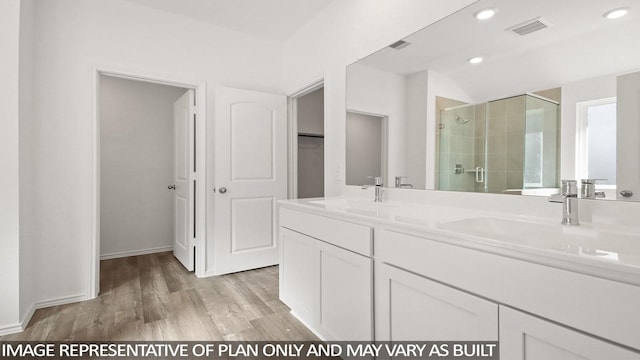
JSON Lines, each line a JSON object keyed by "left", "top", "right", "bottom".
{"left": 581, "top": 179, "right": 606, "bottom": 199}
{"left": 362, "top": 176, "right": 384, "bottom": 202}
{"left": 395, "top": 176, "right": 414, "bottom": 188}
{"left": 548, "top": 180, "right": 580, "bottom": 225}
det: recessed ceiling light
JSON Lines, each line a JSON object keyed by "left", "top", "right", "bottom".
{"left": 474, "top": 8, "right": 496, "bottom": 20}
{"left": 468, "top": 57, "right": 484, "bottom": 64}
{"left": 604, "top": 7, "right": 629, "bottom": 19}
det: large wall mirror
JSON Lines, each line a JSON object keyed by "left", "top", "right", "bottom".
{"left": 346, "top": 0, "right": 640, "bottom": 201}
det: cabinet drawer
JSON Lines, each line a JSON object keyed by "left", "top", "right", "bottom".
{"left": 280, "top": 207, "right": 372, "bottom": 256}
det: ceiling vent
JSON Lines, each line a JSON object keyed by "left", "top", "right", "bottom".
{"left": 507, "top": 17, "right": 553, "bottom": 36}
{"left": 389, "top": 40, "right": 410, "bottom": 50}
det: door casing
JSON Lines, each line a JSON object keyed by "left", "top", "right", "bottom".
{"left": 92, "top": 68, "right": 207, "bottom": 298}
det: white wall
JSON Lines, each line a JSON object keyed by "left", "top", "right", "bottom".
{"left": 560, "top": 74, "right": 617, "bottom": 180}
{"left": 283, "top": 0, "right": 479, "bottom": 196}
{"left": 100, "top": 76, "right": 187, "bottom": 258}
{"left": 346, "top": 63, "right": 407, "bottom": 185}
{"left": 0, "top": 0, "right": 22, "bottom": 333}
{"left": 18, "top": 0, "right": 36, "bottom": 327}
{"left": 26, "top": 0, "right": 283, "bottom": 308}
{"left": 405, "top": 71, "right": 428, "bottom": 189}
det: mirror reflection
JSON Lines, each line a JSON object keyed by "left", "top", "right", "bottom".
{"left": 437, "top": 93, "right": 559, "bottom": 194}
{"left": 346, "top": 0, "right": 640, "bottom": 200}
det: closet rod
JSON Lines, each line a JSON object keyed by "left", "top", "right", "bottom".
{"left": 298, "top": 133, "right": 325, "bottom": 139}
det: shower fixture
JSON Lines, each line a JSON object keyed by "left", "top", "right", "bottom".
{"left": 456, "top": 116, "right": 470, "bottom": 125}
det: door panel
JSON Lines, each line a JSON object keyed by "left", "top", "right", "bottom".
{"left": 230, "top": 197, "right": 274, "bottom": 252}
{"left": 213, "top": 87, "right": 287, "bottom": 275}
{"left": 172, "top": 89, "right": 195, "bottom": 271}
{"left": 318, "top": 241, "right": 373, "bottom": 341}
{"left": 376, "top": 263, "right": 498, "bottom": 341}
{"left": 231, "top": 103, "right": 274, "bottom": 180}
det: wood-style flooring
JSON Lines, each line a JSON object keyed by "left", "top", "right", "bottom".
{"left": 1, "top": 252, "right": 318, "bottom": 341}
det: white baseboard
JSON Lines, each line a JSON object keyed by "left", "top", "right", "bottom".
{"left": 100, "top": 246, "right": 173, "bottom": 260}
{"left": 0, "top": 294, "right": 88, "bottom": 336}
{"left": 20, "top": 303, "right": 36, "bottom": 329}
{"left": 35, "top": 294, "right": 87, "bottom": 309}
{"left": 203, "top": 269, "right": 219, "bottom": 278}
{"left": 0, "top": 322, "right": 24, "bottom": 337}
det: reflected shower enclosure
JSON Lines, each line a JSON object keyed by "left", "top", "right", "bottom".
{"left": 437, "top": 94, "right": 560, "bottom": 194}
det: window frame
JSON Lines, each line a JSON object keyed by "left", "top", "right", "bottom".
{"left": 575, "top": 97, "right": 617, "bottom": 190}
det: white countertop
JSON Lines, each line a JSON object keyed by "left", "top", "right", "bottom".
{"left": 279, "top": 197, "right": 640, "bottom": 286}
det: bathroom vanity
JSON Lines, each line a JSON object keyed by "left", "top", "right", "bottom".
{"left": 278, "top": 197, "right": 640, "bottom": 359}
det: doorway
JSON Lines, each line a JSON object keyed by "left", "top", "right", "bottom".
{"left": 94, "top": 71, "right": 205, "bottom": 296}
{"left": 345, "top": 111, "right": 387, "bottom": 186}
{"left": 100, "top": 75, "right": 188, "bottom": 259}
{"left": 289, "top": 82, "right": 325, "bottom": 199}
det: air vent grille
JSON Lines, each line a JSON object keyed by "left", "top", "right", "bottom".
{"left": 508, "top": 17, "right": 553, "bottom": 36}
{"left": 389, "top": 40, "right": 410, "bottom": 50}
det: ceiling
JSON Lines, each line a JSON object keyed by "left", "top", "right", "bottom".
{"left": 122, "top": 0, "right": 334, "bottom": 41}
{"left": 357, "top": 0, "right": 640, "bottom": 102}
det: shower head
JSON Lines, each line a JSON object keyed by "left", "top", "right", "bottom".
{"left": 456, "top": 116, "right": 470, "bottom": 125}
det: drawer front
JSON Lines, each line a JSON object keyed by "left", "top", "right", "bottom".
{"left": 280, "top": 207, "right": 372, "bottom": 256}
{"left": 378, "top": 228, "right": 640, "bottom": 350}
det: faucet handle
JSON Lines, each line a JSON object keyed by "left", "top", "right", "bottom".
{"left": 561, "top": 180, "right": 578, "bottom": 196}
{"left": 368, "top": 176, "right": 383, "bottom": 186}
{"left": 395, "top": 175, "right": 408, "bottom": 187}
{"left": 581, "top": 178, "right": 607, "bottom": 185}
{"left": 580, "top": 179, "right": 607, "bottom": 199}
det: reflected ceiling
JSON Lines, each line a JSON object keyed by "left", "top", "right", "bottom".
{"left": 359, "top": 0, "right": 640, "bottom": 102}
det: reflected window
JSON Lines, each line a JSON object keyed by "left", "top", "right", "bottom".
{"left": 576, "top": 97, "right": 617, "bottom": 186}
{"left": 524, "top": 108, "right": 544, "bottom": 187}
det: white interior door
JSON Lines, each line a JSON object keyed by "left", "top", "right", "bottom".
{"left": 172, "top": 89, "right": 195, "bottom": 270}
{"left": 617, "top": 71, "right": 640, "bottom": 201}
{"left": 213, "top": 86, "right": 287, "bottom": 275}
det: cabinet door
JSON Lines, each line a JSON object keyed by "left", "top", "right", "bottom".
{"left": 279, "top": 228, "right": 318, "bottom": 324}
{"left": 317, "top": 241, "right": 373, "bottom": 341}
{"left": 500, "top": 306, "right": 640, "bottom": 360}
{"left": 376, "top": 263, "right": 498, "bottom": 341}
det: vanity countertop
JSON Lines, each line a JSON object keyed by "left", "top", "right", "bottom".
{"left": 278, "top": 197, "right": 640, "bottom": 286}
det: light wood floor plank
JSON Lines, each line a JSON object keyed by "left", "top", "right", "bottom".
{"left": 1, "top": 252, "right": 318, "bottom": 342}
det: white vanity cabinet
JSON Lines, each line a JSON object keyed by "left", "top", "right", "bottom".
{"left": 376, "top": 263, "right": 498, "bottom": 341}
{"left": 500, "top": 306, "right": 639, "bottom": 360}
{"left": 278, "top": 199, "right": 640, "bottom": 354}
{"left": 278, "top": 207, "right": 373, "bottom": 341}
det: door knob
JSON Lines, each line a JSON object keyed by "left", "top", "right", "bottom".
{"left": 168, "top": 185, "right": 176, "bottom": 190}
{"left": 218, "top": 187, "right": 227, "bottom": 194}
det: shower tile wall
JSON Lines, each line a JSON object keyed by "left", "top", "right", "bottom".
{"left": 486, "top": 96, "right": 526, "bottom": 194}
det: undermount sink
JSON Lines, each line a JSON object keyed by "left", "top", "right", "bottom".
{"left": 436, "top": 217, "right": 640, "bottom": 264}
